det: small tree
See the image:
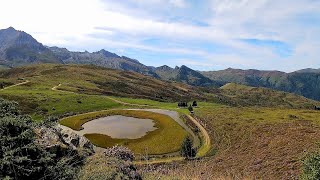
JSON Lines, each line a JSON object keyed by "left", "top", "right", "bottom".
{"left": 188, "top": 105, "right": 193, "bottom": 113}
{"left": 192, "top": 101, "right": 198, "bottom": 107}
{"left": 180, "top": 136, "right": 196, "bottom": 159}
{"left": 183, "top": 102, "right": 188, "bottom": 107}
{"left": 178, "top": 102, "right": 188, "bottom": 108}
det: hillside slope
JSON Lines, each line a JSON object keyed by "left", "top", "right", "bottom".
{"left": 202, "top": 68, "right": 320, "bottom": 101}
{"left": 0, "top": 64, "right": 319, "bottom": 111}
{"left": 0, "top": 64, "right": 204, "bottom": 102}
{"left": 219, "top": 83, "right": 320, "bottom": 108}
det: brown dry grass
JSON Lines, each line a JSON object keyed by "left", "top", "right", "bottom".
{"left": 144, "top": 106, "right": 320, "bottom": 179}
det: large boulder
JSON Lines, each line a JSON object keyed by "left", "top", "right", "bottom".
{"left": 34, "top": 126, "right": 68, "bottom": 155}
{"left": 34, "top": 126, "right": 94, "bottom": 157}
{"left": 60, "top": 128, "right": 95, "bottom": 155}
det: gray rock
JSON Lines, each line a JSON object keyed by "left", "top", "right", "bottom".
{"left": 34, "top": 126, "right": 94, "bottom": 157}
{"left": 60, "top": 128, "right": 95, "bottom": 154}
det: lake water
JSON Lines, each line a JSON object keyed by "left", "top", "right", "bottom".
{"left": 79, "top": 115, "right": 157, "bottom": 139}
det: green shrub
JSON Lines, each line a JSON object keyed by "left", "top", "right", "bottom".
{"left": 301, "top": 152, "right": 320, "bottom": 180}
{"left": 0, "top": 98, "right": 80, "bottom": 179}
{"left": 180, "top": 136, "right": 196, "bottom": 159}
{"left": 188, "top": 105, "right": 193, "bottom": 113}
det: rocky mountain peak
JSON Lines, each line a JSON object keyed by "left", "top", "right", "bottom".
{"left": 157, "top": 65, "right": 172, "bottom": 71}
{"left": 97, "top": 49, "right": 120, "bottom": 58}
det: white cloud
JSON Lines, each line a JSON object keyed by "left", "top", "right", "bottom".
{"left": 169, "top": 0, "right": 187, "bottom": 8}
{"left": 0, "top": 0, "right": 319, "bottom": 71}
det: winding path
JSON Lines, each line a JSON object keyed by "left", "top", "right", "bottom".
{"left": 51, "top": 83, "right": 63, "bottom": 91}
{"left": 0, "top": 80, "right": 30, "bottom": 90}
{"left": 187, "top": 115, "right": 211, "bottom": 156}
{"left": 136, "top": 114, "right": 211, "bottom": 165}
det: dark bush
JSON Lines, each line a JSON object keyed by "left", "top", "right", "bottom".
{"left": 0, "top": 98, "right": 80, "bottom": 180}
{"left": 192, "top": 101, "right": 198, "bottom": 107}
{"left": 188, "top": 105, "right": 194, "bottom": 113}
{"left": 180, "top": 136, "right": 196, "bottom": 159}
{"left": 178, "top": 102, "right": 188, "bottom": 108}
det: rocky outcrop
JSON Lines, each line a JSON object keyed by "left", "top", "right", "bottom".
{"left": 79, "top": 145, "right": 141, "bottom": 180}
{"left": 103, "top": 145, "right": 135, "bottom": 161}
{"left": 60, "top": 128, "right": 95, "bottom": 154}
{"left": 34, "top": 125, "right": 94, "bottom": 157}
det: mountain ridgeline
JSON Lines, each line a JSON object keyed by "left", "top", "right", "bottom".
{"left": 202, "top": 68, "right": 320, "bottom": 101}
{"left": 0, "top": 27, "right": 320, "bottom": 101}
{"left": 0, "top": 27, "right": 62, "bottom": 66}
{"left": 155, "top": 65, "right": 222, "bottom": 87}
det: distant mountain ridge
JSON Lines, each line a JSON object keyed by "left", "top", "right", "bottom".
{"left": 0, "top": 27, "right": 320, "bottom": 100}
{"left": 294, "top": 68, "right": 320, "bottom": 74}
{"left": 155, "top": 65, "right": 222, "bottom": 87}
{"left": 0, "top": 27, "right": 158, "bottom": 77}
{"left": 202, "top": 68, "right": 320, "bottom": 101}
{"left": 48, "top": 46, "right": 159, "bottom": 77}
{"left": 0, "top": 27, "right": 62, "bottom": 66}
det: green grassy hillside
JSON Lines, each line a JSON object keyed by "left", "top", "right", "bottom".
{"left": 202, "top": 68, "right": 320, "bottom": 101}
{"left": 0, "top": 64, "right": 318, "bottom": 121}
{"left": 219, "top": 83, "right": 320, "bottom": 108}
{"left": 0, "top": 64, "right": 203, "bottom": 101}
{"left": 0, "top": 64, "right": 207, "bottom": 119}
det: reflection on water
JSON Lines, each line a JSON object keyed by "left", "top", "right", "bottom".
{"left": 79, "top": 115, "right": 157, "bottom": 139}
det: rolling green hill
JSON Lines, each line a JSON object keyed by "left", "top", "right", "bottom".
{"left": 202, "top": 68, "right": 320, "bottom": 101}
{"left": 219, "top": 83, "right": 320, "bottom": 108}
{"left": 0, "top": 64, "right": 318, "bottom": 119}
{"left": 0, "top": 64, "right": 205, "bottom": 101}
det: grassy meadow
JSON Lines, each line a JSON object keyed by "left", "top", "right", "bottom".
{"left": 159, "top": 105, "right": 320, "bottom": 179}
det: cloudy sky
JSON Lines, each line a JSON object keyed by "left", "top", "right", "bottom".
{"left": 0, "top": 0, "right": 319, "bottom": 72}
